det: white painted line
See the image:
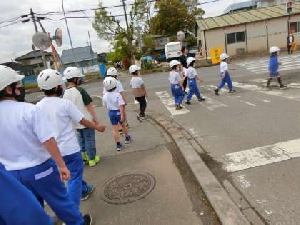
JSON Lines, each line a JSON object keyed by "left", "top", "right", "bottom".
{"left": 244, "top": 101, "right": 256, "bottom": 107}
{"left": 202, "top": 97, "right": 228, "bottom": 111}
{"left": 155, "top": 91, "right": 190, "bottom": 115}
{"left": 223, "top": 138, "right": 300, "bottom": 172}
{"left": 91, "top": 95, "right": 102, "bottom": 99}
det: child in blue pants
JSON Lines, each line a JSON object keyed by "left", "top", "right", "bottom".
{"left": 214, "top": 53, "right": 235, "bottom": 95}
{"left": 169, "top": 60, "right": 185, "bottom": 109}
{"left": 0, "top": 163, "right": 53, "bottom": 225}
{"left": 267, "top": 46, "right": 286, "bottom": 89}
{"left": 185, "top": 57, "right": 205, "bottom": 104}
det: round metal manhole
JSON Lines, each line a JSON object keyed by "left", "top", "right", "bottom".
{"left": 101, "top": 171, "right": 156, "bottom": 204}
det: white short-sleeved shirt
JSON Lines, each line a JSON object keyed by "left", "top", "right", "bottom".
{"left": 36, "top": 97, "right": 83, "bottom": 156}
{"left": 63, "top": 87, "right": 93, "bottom": 129}
{"left": 130, "top": 77, "right": 144, "bottom": 88}
{"left": 102, "top": 92, "right": 125, "bottom": 110}
{"left": 103, "top": 80, "right": 124, "bottom": 95}
{"left": 220, "top": 61, "right": 228, "bottom": 74}
{"left": 169, "top": 71, "right": 182, "bottom": 84}
{"left": 182, "top": 67, "right": 187, "bottom": 77}
{"left": 186, "top": 67, "right": 197, "bottom": 79}
{"left": 0, "top": 100, "right": 54, "bottom": 171}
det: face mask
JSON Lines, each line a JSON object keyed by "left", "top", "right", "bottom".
{"left": 15, "top": 87, "right": 26, "bottom": 102}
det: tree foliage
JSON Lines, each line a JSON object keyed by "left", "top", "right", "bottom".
{"left": 149, "top": 0, "right": 203, "bottom": 37}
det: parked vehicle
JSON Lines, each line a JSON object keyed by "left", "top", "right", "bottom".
{"left": 165, "top": 42, "right": 181, "bottom": 60}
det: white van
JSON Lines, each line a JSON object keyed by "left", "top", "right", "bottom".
{"left": 165, "top": 42, "right": 181, "bottom": 60}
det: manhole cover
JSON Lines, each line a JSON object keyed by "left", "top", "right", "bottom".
{"left": 101, "top": 171, "right": 156, "bottom": 204}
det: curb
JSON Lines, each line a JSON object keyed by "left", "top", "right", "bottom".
{"left": 149, "top": 112, "right": 250, "bottom": 225}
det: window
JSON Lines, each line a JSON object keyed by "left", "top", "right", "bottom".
{"left": 226, "top": 31, "right": 246, "bottom": 44}
{"left": 289, "top": 22, "right": 300, "bottom": 33}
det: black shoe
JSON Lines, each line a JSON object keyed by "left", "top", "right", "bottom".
{"left": 228, "top": 89, "right": 236, "bottom": 93}
{"left": 214, "top": 89, "right": 219, "bottom": 95}
{"left": 83, "top": 214, "right": 92, "bottom": 225}
{"left": 185, "top": 101, "right": 191, "bottom": 105}
{"left": 81, "top": 185, "right": 95, "bottom": 201}
{"left": 280, "top": 85, "right": 287, "bottom": 89}
{"left": 198, "top": 97, "right": 205, "bottom": 102}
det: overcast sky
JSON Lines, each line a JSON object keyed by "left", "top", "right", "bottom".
{"left": 0, "top": 0, "right": 250, "bottom": 63}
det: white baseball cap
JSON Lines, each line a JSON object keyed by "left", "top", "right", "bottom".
{"left": 0, "top": 65, "right": 24, "bottom": 90}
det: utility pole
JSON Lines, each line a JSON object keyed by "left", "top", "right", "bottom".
{"left": 30, "top": 8, "right": 47, "bottom": 69}
{"left": 121, "top": 0, "right": 134, "bottom": 64}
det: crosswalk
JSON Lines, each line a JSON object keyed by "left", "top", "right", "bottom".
{"left": 156, "top": 79, "right": 300, "bottom": 116}
{"left": 235, "top": 53, "right": 300, "bottom": 74}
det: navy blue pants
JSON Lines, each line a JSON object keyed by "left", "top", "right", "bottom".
{"left": 9, "top": 159, "right": 84, "bottom": 225}
{"left": 187, "top": 79, "right": 202, "bottom": 101}
{"left": 0, "top": 164, "right": 53, "bottom": 225}
{"left": 171, "top": 84, "right": 185, "bottom": 104}
{"left": 218, "top": 72, "right": 233, "bottom": 90}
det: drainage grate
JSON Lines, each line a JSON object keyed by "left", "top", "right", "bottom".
{"left": 101, "top": 171, "right": 156, "bottom": 205}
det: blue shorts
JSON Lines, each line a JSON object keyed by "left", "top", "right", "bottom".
{"left": 108, "top": 110, "right": 122, "bottom": 125}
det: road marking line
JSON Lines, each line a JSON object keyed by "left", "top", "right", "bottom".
{"left": 223, "top": 138, "right": 300, "bottom": 172}
{"left": 155, "top": 91, "right": 190, "bottom": 115}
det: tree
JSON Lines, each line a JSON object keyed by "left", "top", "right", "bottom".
{"left": 150, "top": 0, "right": 203, "bottom": 37}
{"left": 93, "top": 0, "right": 150, "bottom": 62}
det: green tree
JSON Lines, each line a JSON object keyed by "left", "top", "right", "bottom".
{"left": 150, "top": 0, "right": 203, "bottom": 37}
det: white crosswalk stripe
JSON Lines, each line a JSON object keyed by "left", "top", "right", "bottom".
{"left": 223, "top": 138, "right": 300, "bottom": 172}
{"left": 235, "top": 53, "right": 300, "bottom": 74}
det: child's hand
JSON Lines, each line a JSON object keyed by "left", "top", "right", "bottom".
{"left": 120, "top": 115, "right": 125, "bottom": 123}
{"left": 59, "top": 166, "right": 71, "bottom": 181}
{"left": 198, "top": 79, "right": 203, "bottom": 83}
{"left": 95, "top": 125, "right": 106, "bottom": 132}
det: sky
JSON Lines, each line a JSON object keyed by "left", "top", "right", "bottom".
{"left": 0, "top": 0, "right": 251, "bottom": 63}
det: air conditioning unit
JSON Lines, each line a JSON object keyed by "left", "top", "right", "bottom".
{"left": 236, "top": 48, "right": 245, "bottom": 55}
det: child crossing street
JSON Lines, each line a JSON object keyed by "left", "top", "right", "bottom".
{"left": 63, "top": 67, "right": 101, "bottom": 167}
{"left": 0, "top": 65, "right": 92, "bottom": 225}
{"left": 185, "top": 57, "right": 205, "bottom": 104}
{"left": 36, "top": 69, "right": 106, "bottom": 206}
{"left": 102, "top": 77, "right": 132, "bottom": 151}
{"left": 129, "top": 65, "right": 148, "bottom": 120}
{"left": 214, "top": 53, "right": 235, "bottom": 95}
{"left": 267, "top": 46, "right": 286, "bottom": 89}
{"left": 169, "top": 60, "right": 185, "bottom": 110}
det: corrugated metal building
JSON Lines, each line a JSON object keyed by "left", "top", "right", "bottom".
{"left": 196, "top": 3, "right": 300, "bottom": 57}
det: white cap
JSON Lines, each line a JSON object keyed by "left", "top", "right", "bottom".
{"left": 187, "top": 57, "right": 195, "bottom": 66}
{"left": 170, "top": 60, "right": 180, "bottom": 68}
{"left": 63, "top": 67, "right": 84, "bottom": 79}
{"left": 107, "top": 67, "right": 118, "bottom": 76}
{"left": 103, "top": 76, "right": 117, "bottom": 91}
{"left": 220, "top": 53, "right": 229, "bottom": 61}
{"left": 129, "top": 65, "right": 141, "bottom": 74}
{"left": 37, "top": 69, "right": 64, "bottom": 90}
{"left": 269, "top": 46, "right": 280, "bottom": 53}
{"left": 0, "top": 65, "right": 24, "bottom": 90}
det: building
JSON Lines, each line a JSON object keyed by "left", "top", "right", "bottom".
{"left": 256, "top": 0, "right": 286, "bottom": 8}
{"left": 15, "top": 50, "right": 52, "bottom": 74}
{"left": 196, "top": 3, "right": 300, "bottom": 57}
{"left": 61, "top": 46, "right": 97, "bottom": 67}
{"left": 1, "top": 62, "right": 35, "bottom": 76}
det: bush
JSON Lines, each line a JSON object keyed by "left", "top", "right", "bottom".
{"left": 141, "top": 60, "right": 153, "bottom": 70}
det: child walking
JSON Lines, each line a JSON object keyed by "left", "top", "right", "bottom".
{"left": 185, "top": 57, "right": 205, "bottom": 104}
{"left": 169, "top": 60, "right": 185, "bottom": 110}
{"left": 63, "top": 67, "right": 101, "bottom": 167}
{"left": 102, "top": 77, "right": 132, "bottom": 151}
{"left": 129, "top": 65, "right": 148, "bottom": 119}
{"left": 37, "top": 69, "right": 106, "bottom": 205}
{"left": 214, "top": 53, "right": 235, "bottom": 95}
{"left": 0, "top": 65, "right": 92, "bottom": 225}
{"left": 267, "top": 46, "right": 286, "bottom": 89}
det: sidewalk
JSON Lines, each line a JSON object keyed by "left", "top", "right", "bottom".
{"left": 79, "top": 106, "right": 206, "bottom": 224}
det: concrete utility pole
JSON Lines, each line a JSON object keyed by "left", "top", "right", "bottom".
{"left": 121, "top": 0, "right": 134, "bottom": 64}
{"left": 30, "top": 8, "right": 47, "bottom": 69}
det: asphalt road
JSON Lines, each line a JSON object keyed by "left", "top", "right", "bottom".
{"left": 27, "top": 52, "right": 300, "bottom": 224}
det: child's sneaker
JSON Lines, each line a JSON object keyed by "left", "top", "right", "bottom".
{"left": 125, "top": 135, "right": 132, "bottom": 144}
{"left": 81, "top": 185, "right": 95, "bottom": 201}
{"left": 88, "top": 160, "right": 96, "bottom": 167}
{"left": 94, "top": 155, "right": 100, "bottom": 163}
{"left": 81, "top": 152, "right": 88, "bottom": 162}
{"left": 83, "top": 214, "right": 92, "bottom": 225}
{"left": 228, "top": 89, "right": 236, "bottom": 93}
{"left": 185, "top": 101, "right": 191, "bottom": 105}
{"left": 198, "top": 97, "right": 205, "bottom": 102}
{"left": 214, "top": 88, "right": 219, "bottom": 95}
{"left": 116, "top": 143, "right": 123, "bottom": 151}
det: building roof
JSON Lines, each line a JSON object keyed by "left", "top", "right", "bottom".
{"left": 15, "top": 50, "right": 51, "bottom": 61}
{"left": 61, "top": 46, "right": 97, "bottom": 64}
{"left": 197, "top": 3, "right": 300, "bottom": 31}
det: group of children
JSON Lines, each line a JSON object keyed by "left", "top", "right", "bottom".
{"left": 0, "top": 62, "right": 149, "bottom": 224}
{"left": 169, "top": 46, "right": 286, "bottom": 108}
